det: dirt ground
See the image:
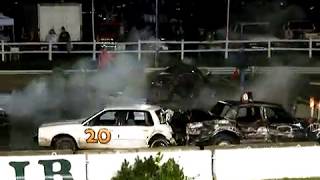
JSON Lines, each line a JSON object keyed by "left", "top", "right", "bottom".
{"left": 0, "top": 75, "right": 44, "bottom": 92}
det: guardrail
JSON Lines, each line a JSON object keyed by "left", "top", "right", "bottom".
{"left": 1, "top": 145, "right": 320, "bottom": 180}
{"left": 2, "top": 66, "right": 320, "bottom": 75}
{"left": 2, "top": 39, "right": 320, "bottom": 62}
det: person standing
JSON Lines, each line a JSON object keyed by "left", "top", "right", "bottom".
{"left": 58, "top": 26, "right": 71, "bottom": 52}
{"left": 45, "top": 28, "right": 58, "bottom": 50}
{"left": 98, "top": 47, "right": 113, "bottom": 70}
{"left": 45, "top": 29, "right": 58, "bottom": 47}
{"left": 238, "top": 46, "right": 248, "bottom": 92}
{"left": 231, "top": 45, "right": 248, "bottom": 92}
{"left": 284, "top": 24, "right": 293, "bottom": 39}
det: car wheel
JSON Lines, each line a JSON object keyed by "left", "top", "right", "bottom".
{"left": 213, "top": 134, "right": 239, "bottom": 146}
{"left": 53, "top": 136, "right": 77, "bottom": 152}
{"left": 150, "top": 138, "right": 170, "bottom": 148}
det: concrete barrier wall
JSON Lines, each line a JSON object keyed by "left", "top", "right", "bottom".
{"left": 214, "top": 146, "right": 320, "bottom": 180}
{"left": 0, "top": 154, "right": 86, "bottom": 180}
{"left": 1, "top": 146, "right": 320, "bottom": 180}
{"left": 0, "top": 149, "right": 212, "bottom": 180}
{"left": 87, "top": 150, "right": 213, "bottom": 180}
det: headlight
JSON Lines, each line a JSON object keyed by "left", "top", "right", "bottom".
{"left": 186, "top": 122, "right": 203, "bottom": 135}
{"left": 187, "top": 122, "right": 203, "bottom": 129}
{"left": 218, "top": 120, "right": 230, "bottom": 125}
{"left": 186, "top": 128, "right": 201, "bottom": 135}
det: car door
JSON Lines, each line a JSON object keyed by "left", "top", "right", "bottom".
{"left": 79, "top": 110, "right": 120, "bottom": 149}
{"left": 236, "top": 105, "right": 268, "bottom": 143}
{"left": 116, "top": 110, "right": 155, "bottom": 148}
{"left": 263, "top": 106, "right": 306, "bottom": 142}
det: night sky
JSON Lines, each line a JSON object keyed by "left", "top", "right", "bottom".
{"left": 1, "top": 0, "right": 320, "bottom": 41}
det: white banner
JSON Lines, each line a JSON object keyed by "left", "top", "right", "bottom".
{"left": 0, "top": 154, "right": 86, "bottom": 180}
{"left": 87, "top": 150, "right": 213, "bottom": 180}
{"left": 38, "top": 3, "right": 82, "bottom": 41}
{"left": 214, "top": 146, "right": 320, "bottom": 180}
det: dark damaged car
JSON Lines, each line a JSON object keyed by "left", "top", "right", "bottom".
{"left": 0, "top": 108, "right": 10, "bottom": 148}
{"left": 186, "top": 100, "right": 320, "bottom": 146}
{"left": 147, "top": 62, "right": 214, "bottom": 103}
{"left": 168, "top": 100, "right": 235, "bottom": 145}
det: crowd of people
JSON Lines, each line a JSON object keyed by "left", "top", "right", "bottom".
{"left": 20, "top": 26, "right": 71, "bottom": 51}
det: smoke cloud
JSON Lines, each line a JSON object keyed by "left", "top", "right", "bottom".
{"left": 7, "top": 53, "right": 147, "bottom": 124}
{"left": 226, "top": 66, "right": 306, "bottom": 112}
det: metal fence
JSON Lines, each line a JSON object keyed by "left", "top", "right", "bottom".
{"left": 1, "top": 66, "right": 320, "bottom": 75}
{"left": 2, "top": 39, "right": 320, "bottom": 62}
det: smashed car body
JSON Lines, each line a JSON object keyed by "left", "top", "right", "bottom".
{"left": 186, "top": 99, "right": 320, "bottom": 146}
{"left": 0, "top": 107, "right": 10, "bottom": 147}
{"left": 147, "top": 62, "right": 214, "bottom": 103}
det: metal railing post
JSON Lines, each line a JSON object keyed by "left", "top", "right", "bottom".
{"left": 267, "top": 40, "right": 271, "bottom": 58}
{"left": 1, "top": 41, "right": 4, "bottom": 62}
{"left": 224, "top": 40, "right": 229, "bottom": 59}
{"left": 48, "top": 42, "right": 52, "bottom": 61}
{"left": 138, "top": 40, "right": 141, "bottom": 61}
{"left": 92, "top": 40, "right": 96, "bottom": 61}
{"left": 181, "top": 39, "right": 184, "bottom": 61}
{"left": 309, "top": 38, "right": 312, "bottom": 59}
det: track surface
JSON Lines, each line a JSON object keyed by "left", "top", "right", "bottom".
{"left": 0, "top": 72, "right": 318, "bottom": 151}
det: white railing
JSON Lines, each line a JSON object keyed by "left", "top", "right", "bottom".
{"left": 1, "top": 66, "right": 320, "bottom": 75}
{"left": 2, "top": 39, "right": 320, "bottom": 62}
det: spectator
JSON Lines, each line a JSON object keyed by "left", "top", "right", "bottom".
{"left": 20, "top": 27, "right": 31, "bottom": 42}
{"left": 231, "top": 45, "right": 248, "bottom": 92}
{"left": 30, "top": 28, "right": 40, "bottom": 42}
{"left": 45, "top": 28, "right": 58, "bottom": 49}
{"left": 284, "top": 24, "right": 293, "bottom": 39}
{"left": 46, "top": 29, "right": 57, "bottom": 42}
{"left": 97, "top": 47, "right": 114, "bottom": 70}
{"left": 237, "top": 46, "right": 248, "bottom": 92}
{"left": 58, "top": 26, "right": 71, "bottom": 52}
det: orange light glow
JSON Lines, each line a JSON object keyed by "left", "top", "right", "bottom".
{"left": 310, "top": 97, "right": 315, "bottom": 108}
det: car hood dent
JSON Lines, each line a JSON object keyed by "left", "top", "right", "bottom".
{"left": 40, "top": 119, "right": 85, "bottom": 127}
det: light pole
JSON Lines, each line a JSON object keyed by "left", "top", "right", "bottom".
{"left": 155, "top": 0, "right": 159, "bottom": 40}
{"left": 91, "top": 0, "right": 95, "bottom": 42}
{"left": 225, "top": 0, "right": 230, "bottom": 59}
{"left": 155, "top": 0, "right": 159, "bottom": 67}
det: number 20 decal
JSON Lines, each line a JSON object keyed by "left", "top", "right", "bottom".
{"left": 85, "top": 128, "right": 111, "bottom": 144}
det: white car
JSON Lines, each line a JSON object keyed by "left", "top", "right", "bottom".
{"left": 37, "top": 104, "right": 176, "bottom": 151}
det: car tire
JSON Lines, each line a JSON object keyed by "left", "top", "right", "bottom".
{"left": 53, "top": 136, "right": 77, "bottom": 152}
{"left": 149, "top": 138, "right": 170, "bottom": 148}
{"left": 213, "top": 134, "right": 239, "bottom": 146}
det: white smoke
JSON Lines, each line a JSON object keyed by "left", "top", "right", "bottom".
{"left": 234, "top": 67, "right": 305, "bottom": 111}
{"left": 7, "top": 53, "right": 147, "bottom": 123}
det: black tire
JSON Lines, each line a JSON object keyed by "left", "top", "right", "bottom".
{"left": 149, "top": 138, "right": 170, "bottom": 148}
{"left": 53, "top": 136, "right": 77, "bottom": 152}
{"left": 213, "top": 134, "right": 239, "bottom": 146}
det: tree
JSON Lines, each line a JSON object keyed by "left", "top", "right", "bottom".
{"left": 112, "top": 152, "right": 186, "bottom": 180}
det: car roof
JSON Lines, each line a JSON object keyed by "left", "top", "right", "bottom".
{"left": 218, "top": 100, "right": 282, "bottom": 108}
{"left": 103, "top": 104, "right": 162, "bottom": 111}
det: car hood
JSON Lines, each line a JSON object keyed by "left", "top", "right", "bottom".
{"left": 40, "top": 119, "right": 85, "bottom": 128}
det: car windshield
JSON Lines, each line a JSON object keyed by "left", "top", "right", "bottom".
{"left": 224, "top": 106, "right": 238, "bottom": 120}
{"left": 210, "top": 101, "right": 232, "bottom": 117}
{"left": 155, "top": 108, "right": 173, "bottom": 124}
{"left": 243, "top": 24, "right": 270, "bottom": 35}
{"left": 264, "top": 106, "right": 295, "bottom": 124}
{"left": 155, "top": 109, "right": 165, "bottom": 124}
{"left": 81, "top": 109, "right": 104, "bottom": 124}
